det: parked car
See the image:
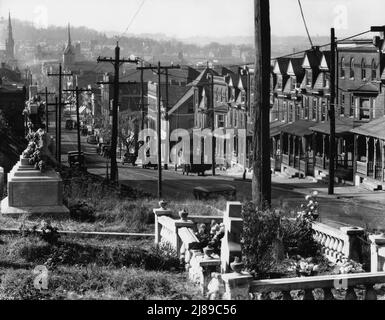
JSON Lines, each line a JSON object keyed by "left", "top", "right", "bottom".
{"left": 121, "top": 152, "right": 137, "bottom": 166}
{"left": 65, "top": 119, "right": 74, "bottom": 130}
{"left": 87, "top": 135, "right": 98, "bottom": 145}
{"left": 182, "top": 163, "right": 212, "bottom": 176}
{"left": 67, "top": 151, "right": 85, "bottom": 168}
{"left": 193, "top": 184, "right": 236, "bottom": 200}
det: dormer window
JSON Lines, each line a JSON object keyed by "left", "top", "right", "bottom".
{"left": 291, "top": 77, "right": 296, "bottom": 91}
{"left": 306, "top": 70, "right": 312, "bottom": 86}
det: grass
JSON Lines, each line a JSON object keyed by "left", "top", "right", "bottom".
{"left": 0, "top": 166, "right": 224, "bottom": 233}
{"left": 0, "top": 234, "right": 204, "bottom": 300}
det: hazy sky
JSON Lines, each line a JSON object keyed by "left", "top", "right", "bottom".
{"left": 0, "top": 0, "right": 384, "bottom": 38}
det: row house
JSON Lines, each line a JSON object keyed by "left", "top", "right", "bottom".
{"left": 270, "top": 35, "right": 385, "bottom": 190}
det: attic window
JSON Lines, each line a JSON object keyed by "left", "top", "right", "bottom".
{"left": 306, "top": 70, "right": 312, "bottom": 86}
{"left": 350, "top": 58, "right": 355, "bottom": 79}
{"left": 371, "top": 59, "right": 377, "bottom": 80}
{"left": 361, "top": 59, "right": 366, "bottom": 80}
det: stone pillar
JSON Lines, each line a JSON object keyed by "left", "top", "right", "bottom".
{"left": 222, "top": 271, "right": 253, "bottom": 300}
{"left": 369, "top": 234, "right": 385, "bottom": 272}
{"left": 174, "top": 212, "right": 195, "bottom": 257}
{"left": 153, "top": 201, "right": 172, "bottom": 245}
{"left": 221, "top": 202, "right": 243, "bottom": 273}
{"left": 340, "top": 226, "right": 365, "bottom": 262}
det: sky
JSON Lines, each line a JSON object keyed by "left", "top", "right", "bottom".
{"left": 0, "top": 0, "right": 384, "bottom": 39}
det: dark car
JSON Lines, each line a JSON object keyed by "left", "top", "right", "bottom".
{"left": 182, "top": 163, "right": 212, "bottom": 176}
{"left": 121, "top": 152, "right": 137, "bottom": 166}
{"left": 87, "top": 135, "right": 98, "bottom": 145}
{"left": 193, "top": 184, "right": 236, "bottom": 200}
{"left": 65, "top": 119, "right": 74, "bottom": 130}
{"left": 67, "top": 151, "right": 85, "bottom": 168}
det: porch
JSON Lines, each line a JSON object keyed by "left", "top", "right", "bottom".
{"left": 351, "top": 117, "right": 385, "bottom": 190}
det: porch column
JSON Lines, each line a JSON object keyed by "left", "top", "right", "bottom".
{"left": 381, "top": 140, "right": 385, "bottom": 182}
{"left": 353, "top": 135, "right": 358, "bottom": 179}
{"left": 312, "top": 133, "right": 316, "bottom": 176}
{"left": 288, "top": 134, "right": 291, "bottom": 166}
{"left": 272, "top": 137, "right": 277, "bottom": 157}
{"left": 344, "top": 139, "right": 348, "bottom": 168}
{"left": 373, "top": 139, "right": 378, "bottom": 179}
{"left": 293, "top": 136, "right": 297, "bottom": 168}
{"left": 366, "top": 137, "right": 370, "bottom": 177}
{"left": 322, "top": 134, "right": 326, "bottom": 169}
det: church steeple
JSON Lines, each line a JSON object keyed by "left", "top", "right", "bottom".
{"left": 67, "top": 23, "right": 71, "bottom": 46}
{"left": 6, "top": 11, "right": 15, "bottom": 60}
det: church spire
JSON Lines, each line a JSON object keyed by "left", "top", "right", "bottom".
{"left": 6, "top": 11, "right": 15, "bottom": 60}
{"left": 67, "top": 23, "right": 71, "bottom": 46}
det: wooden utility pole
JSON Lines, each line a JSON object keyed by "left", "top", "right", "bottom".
{"left": 47, "top": 64, "right": 73, "bottom": 164}
{"left": 37, "top": 87, "right": 55, "bottom": 132}
{"left": 63, "top": 87, "right": 92, "bottom": 156}
{"left": 97, "top": 43, "right": 139, "bottom": 182}
{"left": 328, "top": 28, "right": 336, "bottom": 195}
{"left": 137, "top": 62, "right": 181, "bottom": 199}
{"left": 140, "top": 60, "right": 146, "bottom": 131}
{"left": 252, "top": 0, "right": 271, "bottom": 208}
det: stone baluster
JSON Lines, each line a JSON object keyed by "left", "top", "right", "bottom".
{"left": 153, "top": 200, "right": 172, "bottom": 245}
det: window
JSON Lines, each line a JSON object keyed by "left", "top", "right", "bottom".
{"left": 359, "top": 98, "right": 371, "bottom": 121}
{"left": 350, "top": 95, "right": 355, "bottom": 117}
{"left": 283, "top": 102, "right": 287, "bottom": 122}
{"left": 291, "top": 77, "right": 296, "bottom": 91}
{"left": 350, "top": 58, "right": 355, "bottom": 79}
{"left": 340, "top": 94, "right": 345, "bottom": 115}
{"left": 306, "top": 70, "right": 312, "bottom": 86}
{"left": 289, "top": 104, "right": 294, "bottom": 122}
{"left": 371, "top": 59, "right": 377, "bottom": 80}
{"left": 304, "top": 97, "right": 309, "bottom": 119}
{"left": 312, "top": 99, "right": 317, "bottom": 120}
{"left": 361, "top": 59, "right": 366, "bottom": 80}
{"left": 340, "top": 57, "right": 345, "bottom": 78}
{"left": 321, "top": 102, "right": 326, "bottom": 122}
{"left": 277, "top": 77, "right": 282, "bottom": 90}
{"left": 217, "top": 114, "right": 225, "bottom": 128}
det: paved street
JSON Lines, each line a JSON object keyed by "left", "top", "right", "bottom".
{"left": 61, "top": 128, "right": 385, "bottom": 231}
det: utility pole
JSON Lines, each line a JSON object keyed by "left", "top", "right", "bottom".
{"left": 48, "top": 64, "right": 73, "bottom": 164}
{"left": 207, "top": 71, "right": 216, "bottom": 176}
{"left": 37, "top": 87, "right": 55, "bottom": 132}
{"left": 97, "top": 43, "right": 139, "bottom": 183}
{"left": 137, "top": 62, "right": 181, "bottom": 199}
{"left": 328, "top": 28, "right": 336, "bottom": 195}
{"left": 140, "top": 60, "right": 146, "bottom": 131}
{"left": 63, "top": 87, "right": 92, "bottom": 156}
{"left": 253, "top": 0, "right": 271, "bottom": 208}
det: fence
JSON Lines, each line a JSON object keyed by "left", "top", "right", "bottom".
{"left": 153, "top": 201, "right": 385, "bottom": 300}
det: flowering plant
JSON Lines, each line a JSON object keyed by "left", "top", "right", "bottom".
{"left": 288, "top": 257, "right": 320, "bottom": 277}
{"left": 297, "top": 191, "right": 319, "bottom": 222}
{"left": 335, "top": 258, "right": 364, "bottom": 274}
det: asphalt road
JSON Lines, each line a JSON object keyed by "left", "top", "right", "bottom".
{"left": 60, "top": 128, "right": 385, "bottom": 231}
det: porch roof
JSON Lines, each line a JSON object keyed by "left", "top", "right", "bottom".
{"left": 280, "top": 120, "right": 315, "bottom": 137}
{"left": 270, "top": 120, "right": 286, "bottom": 137}
{"left": 350, "top": 117, "right": 385, "bottom": 140}
{"left": 309, "top": 118, "right": 359, "bottom": 136}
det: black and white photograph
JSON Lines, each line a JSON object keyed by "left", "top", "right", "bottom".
{"left": 1, "top": 0, "right": 385, "bottom": 308}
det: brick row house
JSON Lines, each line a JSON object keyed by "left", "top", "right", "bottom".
{"left": 269, "top": 34, "right": 385, "bottom": 190}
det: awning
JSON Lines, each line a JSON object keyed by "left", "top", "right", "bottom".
{"left": 280, "top": 120, "right": 315, "bottom": 137}
{"left": 347, "top": 83, "right": 379, "bottom": 94}
{"left": 310, "top": 118, "right": 359, "bottom": 136}
{"left": 350, "top": 117, "right": 385, "bottom": 140}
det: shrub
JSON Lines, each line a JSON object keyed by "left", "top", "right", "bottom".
{"left": 241, "top": 202, "right": 281, "bottom": 277}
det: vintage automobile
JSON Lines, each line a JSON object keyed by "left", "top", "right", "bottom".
{"left": 65, "top": 119, "right": 74, "bottom": 130}
{"left": 67, "top": 151, "right": 86, "bottom": 168}
{"left": 121, "top": 151, "right": 137, "bottom": 166}
{"left": 193, "top": 184, "right": 236, "bottom": 201}
{"left": 87, "top": 135, "right": 98, "bottom": 145}
{"left": 182, "top": 163, "right": 212, "bottom": 176}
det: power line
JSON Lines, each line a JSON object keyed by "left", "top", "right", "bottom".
{"left": 118, "top": 0, "right": 147, "bottom": 42}
{"left": 297, "top": 0, "right": 314, "bottom": 47}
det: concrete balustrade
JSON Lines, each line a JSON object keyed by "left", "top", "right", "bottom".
{"left": 369, "top": 234, "right": 385, "bottom": 273}
{"left": 312, "top": 222, "right": 364, "bottom": 262}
